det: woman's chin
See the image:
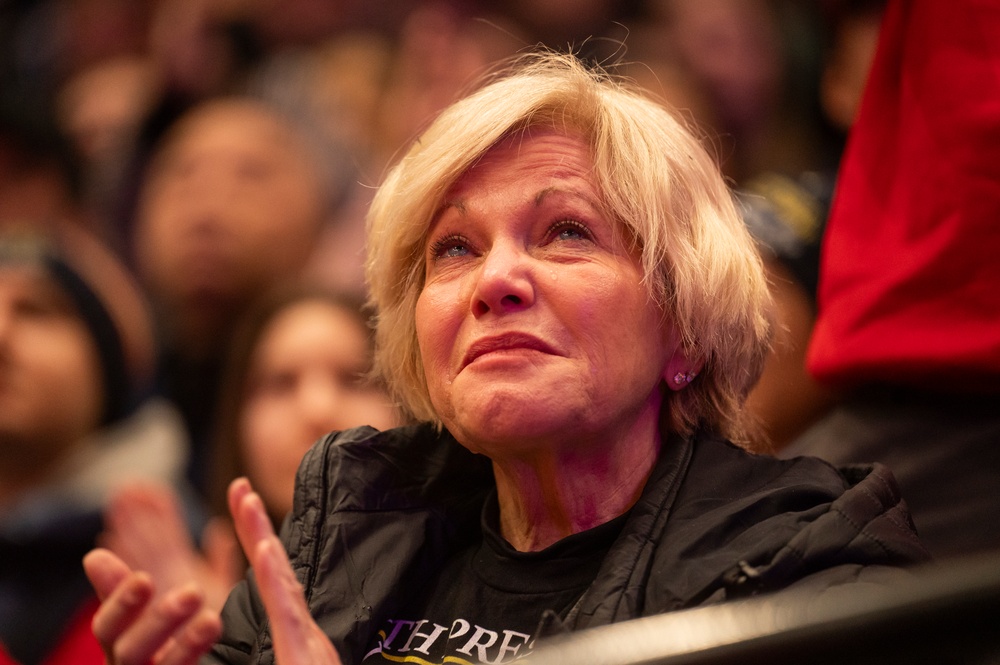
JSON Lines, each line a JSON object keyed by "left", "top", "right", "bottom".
{"left": 446, "top": 396, "right": 584, "bottom": 457}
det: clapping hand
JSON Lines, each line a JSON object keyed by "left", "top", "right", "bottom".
{"left": 101, "top": 482, "right": 241, "bottom": 614}
{"left": 226, "top": 478, "right": 342, "bottom": 663}
{"left": 84, "top": 478, "right": 342, "bottom": 664}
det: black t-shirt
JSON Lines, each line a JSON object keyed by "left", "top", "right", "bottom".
{"left": 361, "top": 491, "right": 628, "bottom": 665}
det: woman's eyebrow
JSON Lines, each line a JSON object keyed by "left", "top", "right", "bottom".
{"left": 438, "top": 199, "right": 466, "bottom": 214}
{"left": 534, "top": 186, "right": 602, "bottom": 211}
{"left": 427, "top": 199, "right": 467, "bottom": 235}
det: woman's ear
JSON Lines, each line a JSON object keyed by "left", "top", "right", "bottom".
{"left": 663, "top": 349, "right": 704, "bottom": 392}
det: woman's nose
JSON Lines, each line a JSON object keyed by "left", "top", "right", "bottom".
{"left": 470, "top": 242, "right": 536, "bottom": 317}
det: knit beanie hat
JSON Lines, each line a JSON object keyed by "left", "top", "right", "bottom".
{"left": 0, "top": 220, "right": 155, "bottom": 425}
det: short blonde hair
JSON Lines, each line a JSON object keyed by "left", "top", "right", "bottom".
{"left": 366, "top": 52, "right": 771, "bottom": 443}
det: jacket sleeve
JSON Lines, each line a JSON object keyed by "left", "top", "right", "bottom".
{"left": 204, "top": 571, "right": 273, "bottom": 665}
{"left": 721, "top": 462, "right": 930, "bottom": 602}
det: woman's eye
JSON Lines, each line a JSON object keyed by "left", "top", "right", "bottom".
{"left": 14, "top": 297, "right": 57, "bottom": 319}
{"left": 13, "top": 291, "right": 71, "bottom": 320}
{"left": 430, "top": 235, "right": 472, "bottom": 259}
{"left": 257, "top": 372, "right": 297, "bottom": 396}
{"left": 337, "top": 368, "right": 369, "bottom": 391}
{"left": 548, "top": 220, "right": 592, "bottom": 243}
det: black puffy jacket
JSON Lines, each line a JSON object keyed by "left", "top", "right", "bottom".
{"left": 208, "top": 423, "right": 929, "bottom": 664}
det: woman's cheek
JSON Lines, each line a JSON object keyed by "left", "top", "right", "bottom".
{"left": 240, "top": 400, "right": 302, "bottom": 516}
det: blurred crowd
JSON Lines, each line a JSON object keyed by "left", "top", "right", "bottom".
{"left": 8, "top": 0, "right": 967, "bottom": 663}
{"left": 1, "top": 0, "right": 871, "bottom": 448}
{"left": 2, "top": 0, "right": 860, "bottom": 255}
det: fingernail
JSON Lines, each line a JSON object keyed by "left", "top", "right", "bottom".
{"left": 123, "top": 579, "right": 152, "bottom": 606}
{"left": 166, "top": 587, "right": 202, "bottom": 614}
{"left": 190, "top": 612, "right": 222, "bottom": 643}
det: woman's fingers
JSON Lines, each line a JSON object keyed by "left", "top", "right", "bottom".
{"left": 156, "top": 608, "right": 223, "bottom": 665}
{"left": 227, "top": 476, "right": 253, "bottom": 517}
{"left": 84, "top": 548, "right": 162, "bottom": 659}
{"left": 255, "top": 538, "right": 307, "bottom": 656}
{"left": 255, "top": 537, "right": 342, "bottom": 664}
{"left": 89, "top": 569, "right": 155, "bottom": 649}
{"left": 110, "top": 584, "right": 209, "bottom": 665}
{"left": 83, "top": 547, "right": 221, "bottom": 665}
{"left": 228, "top": 477, "right": 341, "bottom": 664}
{"left": 83, "top": 548, "right": 133, "bottom": 601}
{"left": 103, "top": 484, "right": 203, "bottom": 598}
{"left": 228, "top": 477, "right": 275, "bottom": 559}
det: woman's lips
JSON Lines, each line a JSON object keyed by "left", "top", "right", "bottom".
{"left": 461, "top": 332, "right": 559, "bottom": 369}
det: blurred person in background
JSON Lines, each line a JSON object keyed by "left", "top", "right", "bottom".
{"left": 0, "top": 0, "right": 151, "bottom": 113}
{"left": 368, "top": 2, "right": 525, "bottom": 173}
{"left": 781, "top": 0, "right": 1000, "bottom": 559}
{"left": 738, "top": 0, "right": 884, "bottom": 450}
{"left": 208, "top": 284, "right": 399, "bottom": 527}
{"left": 131, "top": 97, "right": 338, "bottom": 499}
{"left": 104, "top": 0, "right": 265, "bottom": 254}
{"left": 486, "top": 0, "right": 642, "bottom": 58}
{"left": 2, "top": 0, "right": 162, "bottom": 252}
{"left": 646, "top": 0, "right": 835, "bottom": 185}
{"left": 280, "top": 2, "right": 525, "bottom": 294}
{"left": 0, "top": 91, "right": 88, "bottom": 234}
{"left": 55, "top": 55, "right": 160, "bottom": 252}
{"left": 0, "top": 220, "right": 190, "bottom": 665}
{"left": 100, "top": 283, "right": 400, "bottom": 615}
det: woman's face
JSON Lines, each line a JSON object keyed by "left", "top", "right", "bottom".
{"left": 0, "top": 267, "right": 103, "bottom": 468}
{"left": 239, "top": 300, "right": 396, "bottom": 519}
{"left": 415, "top": 130, "right": 680, "bottom": 461}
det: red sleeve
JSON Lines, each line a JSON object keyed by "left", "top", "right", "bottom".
{"left": 0, "top": 598, "right": 103, "bottom": 665}
{"left": 40, "top": 598, "right": 105, "bottom": 665}
{"left": 0, "top": 644, "right": 21, "bottom": 665}
{"left": 807, "top": 0, "right": 1000, "bottom": 390}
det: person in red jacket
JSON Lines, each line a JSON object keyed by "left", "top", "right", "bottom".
{"left": 782, "top": 0, "right": 1000, "bottom": 558}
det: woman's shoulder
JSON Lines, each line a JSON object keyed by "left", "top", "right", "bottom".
{"left": 686, "top": 432, "right": 860, "bottom": 499}
{"left": 294, "top": 423, "right": 494, "bottom": 512}
{"left": 678, "top": 432, "right": 922, "bottom": 545}
{"left": 642, "top": 432, "right": 928, "bottom": 607}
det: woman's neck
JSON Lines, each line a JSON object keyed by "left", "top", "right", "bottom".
{"left": 490, "top": 430, "right": 661, "bottom": 552}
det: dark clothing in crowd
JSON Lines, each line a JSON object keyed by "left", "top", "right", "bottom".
{"left": 0, "top": 508, "right": 104, "bottom": 665}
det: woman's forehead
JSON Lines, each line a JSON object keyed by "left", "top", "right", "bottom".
{"left": 443, "top": 129, "right": 597, "bottom": 200}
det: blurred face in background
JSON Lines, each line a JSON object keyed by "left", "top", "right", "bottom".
{"left": 134, "top": 101, "right": 326, "bottom": 354}
{"left": 660, "top": 0, "right": 782, "bottom": 132}
{"left": 239, "top": 299, "right": 397, "bottom": 520}
{"left": 0, "top": 267, "right": 103, "bottom": 479}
